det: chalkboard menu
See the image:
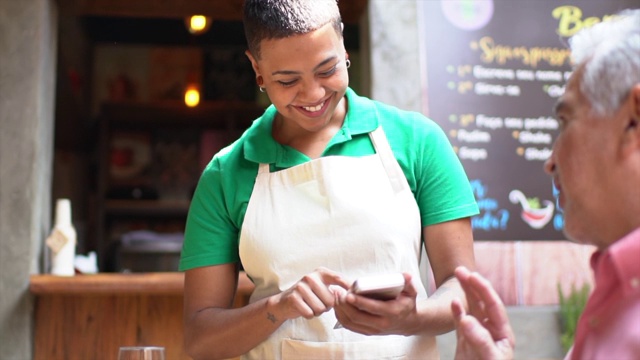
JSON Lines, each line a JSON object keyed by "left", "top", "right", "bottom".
{"left": 419, "top": 0, "right": 639, "bottom": 240}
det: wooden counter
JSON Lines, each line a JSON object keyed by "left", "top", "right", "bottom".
{"left": 31, "top": 272, "right": 254, "bottom": 360}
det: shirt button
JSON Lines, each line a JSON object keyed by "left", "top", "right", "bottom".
{"left": 631, "top": 277, "right": 640, "bottom": 290}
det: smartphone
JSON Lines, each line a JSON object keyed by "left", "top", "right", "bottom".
{"left": 333, "top": 273, "right": 405, "bottom": 329}
{"left": 350, "top": 272, "right": 405, "bottom": 301}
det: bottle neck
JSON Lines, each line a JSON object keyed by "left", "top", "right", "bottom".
{"left": 54, "top": 199, "right": 72, "bottom": 227}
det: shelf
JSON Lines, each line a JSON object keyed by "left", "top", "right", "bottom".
{"left": 95, "top": 99, "right": 256, "bottom": 271}
{"left": 105, "top": 199, "right": 190, "bottom": 216}
{"left": 100, "top": 100, "right": 264, "bottom": 128}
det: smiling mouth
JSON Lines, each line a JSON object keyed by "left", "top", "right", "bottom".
{"left": 298, "top": 98, "right": 330, "bottom": 114}
{"left": 302, "top": 102, "right": 325, "bottom": 112}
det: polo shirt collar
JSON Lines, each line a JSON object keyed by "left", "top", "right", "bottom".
{"left": 605, "top": 227, "right": 640, "bottom": 296}
{"left": 243, "top": 87, "right": 379, "bottom": 165}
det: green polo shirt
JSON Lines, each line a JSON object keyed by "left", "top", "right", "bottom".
{"left": 180, "top": 88, "right": 478, "bottom": 270}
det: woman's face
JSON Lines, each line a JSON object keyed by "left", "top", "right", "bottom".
{"left": 247, "top": 23, "right": 349, "bottom": 134}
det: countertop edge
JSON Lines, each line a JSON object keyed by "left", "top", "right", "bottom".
{"left": 30, "top": 272, "right": 254, "bottom": 296}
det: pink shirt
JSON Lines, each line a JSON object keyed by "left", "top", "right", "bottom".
{"left": 568, "top": 227, "right": 640, "bottom": 360}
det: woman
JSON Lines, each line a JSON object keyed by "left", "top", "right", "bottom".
{"left": 180, "top": 0, "right": 479, "bottom": 358}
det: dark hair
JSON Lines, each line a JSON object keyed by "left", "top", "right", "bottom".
{"left": 243, "top": 0, "right": 343, "bottom": 59}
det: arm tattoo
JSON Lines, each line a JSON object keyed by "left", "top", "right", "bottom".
{"left": 267, "top": 312, "right": 277, "bottom": 323}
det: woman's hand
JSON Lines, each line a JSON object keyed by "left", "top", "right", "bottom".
{"left": 334, "top": 273, "right": 418, "bottom": 335}
{"left": 269, "top": 267, "right": 351, "bottom": 321}
{"left": 451, "top": 266, "right": 515, "bottom": 360}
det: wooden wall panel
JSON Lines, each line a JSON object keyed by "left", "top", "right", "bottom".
{"left": 473, "top": 241, "right": 596, "bottom": 306}
{"left": 520, "top": 242, "right": 594, "bottom": 305}
{"left": 474, "top": 242, "right": 518, "bottom": 306}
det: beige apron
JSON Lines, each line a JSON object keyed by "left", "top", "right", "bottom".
{"left": 239, "top": 127, "right": 438, "bottom": 359}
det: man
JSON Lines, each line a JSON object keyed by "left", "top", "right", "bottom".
{"left": 450, "top": 9, "right": 640, "bottom": 360}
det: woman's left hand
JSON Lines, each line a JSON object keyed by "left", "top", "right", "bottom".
{"left": 334, "top": 273, "right": 418, "bottom": 335}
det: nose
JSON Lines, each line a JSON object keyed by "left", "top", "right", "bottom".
{"left": 300, "top": 79, "right": 325, "bottom": 102}
{"left": 544, "top": 154, "right": 555, "bottom": 175}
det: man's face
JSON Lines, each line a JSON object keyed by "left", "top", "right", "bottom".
{"left": 545, "top": 66, "right": 627, "bottom": 248}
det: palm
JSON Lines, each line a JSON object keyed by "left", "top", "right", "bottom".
{"left": 452, "top": 267, "right": 515, "bottom": 360}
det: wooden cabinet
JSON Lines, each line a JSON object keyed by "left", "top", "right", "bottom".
{"left": 30, "top": 272, "right": 255, "bottom": 360}
{"left": 95, "top": 100, "right": 263, "bottom": 271}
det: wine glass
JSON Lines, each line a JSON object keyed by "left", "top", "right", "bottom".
{"left": 117, "top": 346, "right": 165, "bottom": 360}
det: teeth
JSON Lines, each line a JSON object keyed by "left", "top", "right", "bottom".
{"left": 303, "top": 103, "right": 323, "bottom": 112}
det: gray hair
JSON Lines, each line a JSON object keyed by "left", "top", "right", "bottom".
{"left": 569, "top": 9, "right": 640, "bottom": 116}
{"left": 243, "top": 0, "right": 343, "bottom": 59}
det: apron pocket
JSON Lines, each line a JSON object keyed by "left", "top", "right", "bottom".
{"left": 281, "top": 337, "right": 409, "bottom": 360}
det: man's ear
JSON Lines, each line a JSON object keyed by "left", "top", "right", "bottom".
{"left": 632, "top": 83, "right": 640, "bottom": 120}
{"left": 245, "top": 50, "right": 260, "bottom": 75}
{"left": 620, "top": 83, "right": 640, "bottom": 156}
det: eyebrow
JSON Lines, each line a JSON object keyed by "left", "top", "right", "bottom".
{"left": 271, "top": 56, "right": 338, "bottom": 76}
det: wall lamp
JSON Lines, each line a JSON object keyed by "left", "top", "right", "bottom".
{"left": 186, "top": 15, "right": 212, "bottom": 35}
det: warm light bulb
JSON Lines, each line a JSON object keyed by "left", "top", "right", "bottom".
{"left": 184, "top": 88, "right": 200, "bottom": 107}
{"left": 188, "top": 15, "right": 210, "bottom": 34}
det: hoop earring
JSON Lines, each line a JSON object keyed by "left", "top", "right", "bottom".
{"left": 346, "top": 59, "right": 351, "bottom": 69}
{"left": 256, "top": 75, "right": 265, "bottom": 92}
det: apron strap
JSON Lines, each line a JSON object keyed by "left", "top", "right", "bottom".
{"left": 369, "top": 126, "right": 406, "bottom": 193}
{"left": 257, "top": 163, "right": 270, "bottom": 174}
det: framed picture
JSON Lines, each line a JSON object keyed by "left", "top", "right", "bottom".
{"left": 108, "top": 131, "right": 153, "bottom": 186}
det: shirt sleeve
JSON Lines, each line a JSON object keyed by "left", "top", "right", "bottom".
{"left": 179, "top": 158, "right": 240, "bottom": 271}
{"left": 412, "top": 115, "right": 479, "bottom": 226}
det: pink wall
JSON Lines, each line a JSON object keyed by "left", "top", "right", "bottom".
{"left": 474, "top": 241, "right": 595, "bottom": 305}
